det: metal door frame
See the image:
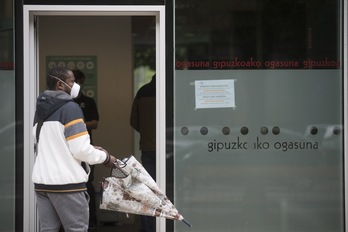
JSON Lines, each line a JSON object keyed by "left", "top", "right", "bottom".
{"left": 23, "top": 5, "right": 166, "bottom": 231}
{"left": 344, "top": 0, "right": 348, "bottom": 230}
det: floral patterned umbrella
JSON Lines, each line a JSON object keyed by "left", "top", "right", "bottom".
{"left": 99, "top": 155, "right": 192, "bottom": 227}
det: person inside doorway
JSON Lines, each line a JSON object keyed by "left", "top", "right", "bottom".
{"left": 73, "top": 69, "right": 100, "bottom": 229}
{"left": 32, "top": 66, "right": 116, "bottom": 231}
{"left": 130, "top": 74, "right": 156, "bottom": 232}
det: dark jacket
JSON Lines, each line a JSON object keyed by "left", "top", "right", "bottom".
{"left": 130, "top": 76, "right": 156, "bottom": 151}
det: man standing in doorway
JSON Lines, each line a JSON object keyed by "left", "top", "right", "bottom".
{"left": 32, "top": 66, "right": 116, "bottom": 231}
{"left": 72, "top": 69, "right": 99, "bottom": 144}
{"left": 130, "top": 74, "right": 156, "bottom": 232}
{"left": 73, "top": 69, "right": 100, "bottom": 229}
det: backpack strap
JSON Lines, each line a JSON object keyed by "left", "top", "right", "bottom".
{"left": 34, "top": 100, "right": 71, "bottom": 153}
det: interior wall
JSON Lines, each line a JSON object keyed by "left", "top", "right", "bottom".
{"left": 38, "top": 16, "right": 134, "bottom": 185}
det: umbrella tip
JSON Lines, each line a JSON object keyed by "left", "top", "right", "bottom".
{"left": 182, "top": 219, "right": 192, "bottom": 227}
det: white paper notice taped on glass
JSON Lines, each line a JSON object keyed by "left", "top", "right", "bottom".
{"left": 195, "top": 79, "right": 235, "bottom": 109}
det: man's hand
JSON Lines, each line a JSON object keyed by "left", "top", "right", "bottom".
{"left": 94, "top": 146, "right": 117, "bottom": 167}
{"left": 107, "top": 155, "right": 117, "bottom": 167}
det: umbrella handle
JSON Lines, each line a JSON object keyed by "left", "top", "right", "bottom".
{"left": 110, "top": 159, "right": 129, "bottom": 178}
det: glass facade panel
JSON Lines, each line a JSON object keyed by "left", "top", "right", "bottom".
{"left": 0, "top": 0, "right": 15, "bottom": 231}
{"left": 174, "top": 1, "right": 343, "bottom": 232}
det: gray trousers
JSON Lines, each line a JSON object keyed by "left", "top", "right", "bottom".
{"left": 35, "top": 191, "right": 89, "bottom": 232}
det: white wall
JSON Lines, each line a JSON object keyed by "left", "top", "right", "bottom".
{"left": 38, "top": 16, "right": 134, "bottom": 186}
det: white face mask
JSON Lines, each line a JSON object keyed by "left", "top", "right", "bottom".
{"left": 50, "top": 74, "right": 80, "bottom": 98}
{"left": 68, "top": 82, "right": 81, "bottom": 99}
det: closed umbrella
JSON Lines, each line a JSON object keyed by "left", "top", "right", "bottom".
{"left": 99, "top": 155, "right": 192, "bottom": 227}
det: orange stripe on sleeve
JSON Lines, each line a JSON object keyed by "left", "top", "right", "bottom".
{"left": 64, "top": 118, "right": 84, "bottom": 128}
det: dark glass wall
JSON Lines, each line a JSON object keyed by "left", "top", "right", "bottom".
{"left": 0, "top": 0, "right": 16, "bottom": 231}
{"left": 175, "top": 0, "right": 340, "bottom": 70}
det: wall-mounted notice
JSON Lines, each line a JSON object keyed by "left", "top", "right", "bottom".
{"left": 195, "top": 79, "right": 235, "bottom": 109}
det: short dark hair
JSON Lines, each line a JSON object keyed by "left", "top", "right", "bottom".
{"left": 46, "top": 66, "right": 70, "bottom": 90}
{"left": 72, "top": 69, "right": 85, "bottom": 83}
